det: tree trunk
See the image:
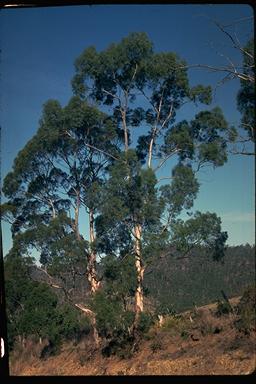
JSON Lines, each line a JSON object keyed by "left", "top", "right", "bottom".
{"left": 87, "top": 209, "right": 100, "bottom": 293}
{"left": 148, "top": 137, "right": 154, "bottom": 169}
{"left": 49, "top": 199, "right": 56, "bottom": 219}
{"left": 134, "top": 223, "right": 144, "bottom": 325}
{"left": 75, "top": 304, "right": 100, "bottom": 347}
{"left": 74, "top": 193, "right": 81, "bottom": 241}
{"left": 121, "top": 109, "right": 129, "bottom": 153}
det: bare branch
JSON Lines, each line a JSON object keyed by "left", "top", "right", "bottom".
{"left": 74, "top": 303, "right": 95, "bottom": 317}
{"left": 102, "top": 88, "right": 121, "bottom": 103}
{"left": 213, "top": 19, "right": 254, "bottom": 60}
{"left": 154, "top": 149, "right": 180, "bottom": 172}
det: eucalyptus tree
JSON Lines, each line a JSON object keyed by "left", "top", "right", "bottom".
{"left": 72, "top": 32, "right": 230, "bottom": 328}
{"left": 2, "top": 96, "right": 119, "bottom": 295}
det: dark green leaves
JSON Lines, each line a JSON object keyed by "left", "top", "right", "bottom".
{"left": 190, "top": 85, "right": 212, "bottom": 105}
{"left": 171, "top": 211, "right": 228, "bottom": 261}
{"left": 160, "top": 164, "right": 199, "bottom": 217}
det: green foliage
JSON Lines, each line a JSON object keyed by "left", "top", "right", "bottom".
{"left": 101, "top": 253, "right": 136, "bottom": 301}
{"left": 96, "top": 150, "right": 164, "bottom": 256}
{"left": 91, "top": 290, "right": 134, "bottom": 339}
{"left": 2, "top": 32, "right": 234, "bottom": 357}
{"left": 161, "top": 314, "right": 191, "bottom": 337}
{"left": 160, "top": 164, "right": 199, "bottom": 218}
{"left": 156, "top": 302, "right": 177, "bottom": 317}
{"left": 150, "top": 338, "right": 164, "bottom": 353}
{"left": 235, "top": 285, "right": 256, "bottom": 334}
{"left": 137, "top": 312, "right": 154, "bottom": 334}
{"left": 91, "top": 290, "right": 135, "bottom": 357}
{"left": 4, "top": 254, "right": 90, "bottom": 352}
{"left": 145, "top": 244, "right": 255, "bottom": 313}
{"left": 171, "top": 211, "right": 228, "bottom": 261}
{"left": 190, "top": 85, "right": 212, "bottom": 105}
{"left": 216, "top": 299, "right": 232, "bottom": 317}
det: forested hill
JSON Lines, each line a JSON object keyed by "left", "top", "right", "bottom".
{"left": 145, "top": 244, "right": 255, "bottom": 313}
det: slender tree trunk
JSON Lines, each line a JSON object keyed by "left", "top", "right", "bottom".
{"left": 87, "top": 209, "right": 100, "bottom": 293}
{"left": 134, "top": 223, "right": 144, "bottom": 324}
{"left": 74, "top": 193, "right": 81, "bottom": 241}
{"left": 75, "top": 304, "right": 100, "bottom": 347}
{"left": 49, "top": 199, "right": 56, "bottom": 219}
{"left": 121, "top": 108, "right": 129, "bottom": 153}
{"left": 148, "top": 137, "right": 154, "bottom": 169}
{"left": 148, "top": 123, "right": 159, "bottom": 169}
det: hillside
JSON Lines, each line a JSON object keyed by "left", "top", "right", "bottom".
{"left": 9, "top": 296, "right": 255, "bottom": 375}
{"left": 145, "top": 244, "right": 255, "bottom": 312}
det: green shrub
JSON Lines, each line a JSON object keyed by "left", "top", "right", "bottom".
{"left": 162, "top": 314, "right": 191, "bottom": 337}
{"left": 216, "top": 299, "right": 232, "bottom": 317}
{"left": 150, "top": 338, "right": 163, "bottom": 353}
{"left": 235, "top": 285, "right": 256, "bottom": 335}
{"left": 137, "top": 312, "right": 154, "bottom": 334}
{"left": 156, "top": 303, "right": 177, "bottom": 316}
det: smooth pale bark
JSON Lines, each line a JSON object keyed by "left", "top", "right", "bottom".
{"left": 87, "top": 209, "right": 100, "bottom": 293}
{"left": 49, "top": 199, "right": 56, "bottom": 219}
{"left": 148, "top": 135, "right": 156, "bottom": 169}
{"left": 121, "top": 109, "right": 129, "bottom": 153}
{"left": 74, "top": 193, "right": 81, "bottom": 241}
{"left": 75, "top": 304, "right": 100, "bottom": 346}
{"left": 134, "top": 223, "right": 144, "bottom": 324}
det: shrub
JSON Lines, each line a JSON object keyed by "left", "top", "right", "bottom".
{"left": 216, "top": 299, "right": 232, "bottom": 317}
{"left": 137, "top": 312, "right": 154, "bottom": 334}
{"left": 162, "top": 314, "right": 191, "bottom": 337}
{"left": 235, "top": 285, "right": 256, "bottom": 335}
{"left": 150, "top": 338, "right": 163, "bottom": 353}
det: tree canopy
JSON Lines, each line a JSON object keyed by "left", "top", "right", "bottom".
{"left": 2, "top": 32, "right": 233, "bottom": 351}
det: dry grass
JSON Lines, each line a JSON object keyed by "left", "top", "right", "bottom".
{"left": 9, "top": 299, "right": 256, "bottom": 376}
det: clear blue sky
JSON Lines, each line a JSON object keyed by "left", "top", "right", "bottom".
{"left": 1, "top": 4, "right": 255, "bottom": 255}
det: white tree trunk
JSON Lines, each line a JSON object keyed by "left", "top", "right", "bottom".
{"left": 148, "top": 137, "right": 154, "bottom": 169}
{"left": 121, "top": 109, "right": 129, "bottom": 153}
{"left": 87, "top": 209, "right": 100, "bottom": 293}
{"left": 75, "top": 304, "right": 100, "bottom": 346}
{"left": 74, "top": 193, "right": 81, "bottom": 241}
{"left": 134, "top": 223, "right": 144, "bottom": 323}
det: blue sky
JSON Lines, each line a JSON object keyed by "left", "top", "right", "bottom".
{"left": 1, "top": 4, "right": 255, "bottom": 255}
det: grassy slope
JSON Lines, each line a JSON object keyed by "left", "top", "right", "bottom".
{"left": 10, "top": 297, "right": 255, "bottom": 376}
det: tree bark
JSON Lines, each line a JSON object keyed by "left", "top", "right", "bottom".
{"left": 121, "top": 109, "right": 129, "bottom": 153}
{"left": 87, "top": 209, "right": 100, "bottom": 293}
{"left": 74, "top": 192, "right": 81, "bottom": 241}
{"left": 148, "top": 136, "right": 155, "bottom": 169}
{"left": 49, "top": 199, "right": 56, "bottom": 219}
{"left": 75, "top": 304, "right": 100, "bottom": 347}
{"left": 134, "top": 223, "right": 144, "bottom": 324}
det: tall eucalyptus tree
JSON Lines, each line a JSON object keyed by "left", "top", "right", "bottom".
{"left": 72, "top": 32, "right": 230, "bottom": 328}
{"left": 2, "top": 97, "right": 119, "bottom": 295}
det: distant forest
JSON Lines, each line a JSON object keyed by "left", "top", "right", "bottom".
{"left": 145, "top": 244, "right": 255, "bottom": 312}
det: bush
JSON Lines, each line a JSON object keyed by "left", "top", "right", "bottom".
{"left": 162, "top": 314, "right": 191, "bottom": 337}
{"left": 150, "top": 338, "right": 163, "bottom": 353}
{"left": 91, "top": 291, "right": 134, "bottom": 338}
{"left": 235, "top": 285, "right": 256, "bottom": 335}
{"left": 216, "top": 299, "right": 232, "bottom": 317}
{"left": 91, "top": 291, "right": 136, "bottom": 357}
{"left": 137, "top": 312, "right": 154, "bottom": 334}
{"left": 156, "top": 303, "right": 177, "bottom": 316}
